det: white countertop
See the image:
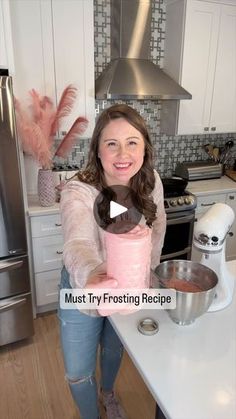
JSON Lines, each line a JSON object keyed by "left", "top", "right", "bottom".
{"left": 187, "top": 175, "right": 236, "bottom": 196}
{"left": 26, "top": 176, "right": 236, "bottom": 216}
{"left": 27, "top": 195, "right": 60, "bottom": 216}
{"left": 110, "top": 261, "right": 236, "bottom": 419}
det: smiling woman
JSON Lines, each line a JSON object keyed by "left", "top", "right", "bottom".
{"left": 98, "top": 118, "right": 145, "bottom": 186}
{"left": 78, "top": 104, "right": 158, "bottom": 227}
{"left": 58, "top": 104, "right": 167, "bottom": 419}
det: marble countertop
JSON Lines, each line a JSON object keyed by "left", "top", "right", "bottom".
{"left": 187, "top": 175, "right": 236, "bottom": 196}
{"left": 27, "top": 176, "right": 236, "bottom": 217}
{"left": 110, "top": 261, "right": 236, "bottom": 419}
{"left": 27, "top": 195, "right": 60, "bottom": 216}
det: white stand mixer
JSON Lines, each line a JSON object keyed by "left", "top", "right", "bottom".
{"left": 193, "top": 203, "right": 235, "bottom": 311}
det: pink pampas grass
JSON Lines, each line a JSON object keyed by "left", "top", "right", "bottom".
{"left": 50, "top": 85, "right": 77, "bottom": 136}
{"left": 54, "top": 116, "right": 88, "bottom": 158}
{"left": 15, "top": 85, "right": 88, "bottom": 169}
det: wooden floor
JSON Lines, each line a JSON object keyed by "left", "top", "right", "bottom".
{"left": 0, "top": 312, "right": 156, "bottom": 419}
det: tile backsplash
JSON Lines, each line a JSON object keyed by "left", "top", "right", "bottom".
{"left": 62, "top": 0, "right": 236, "bottom": 177}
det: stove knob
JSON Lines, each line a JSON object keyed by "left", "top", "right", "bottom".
{"left": 177, "top": 198, "right": 184, "bottom": 205}
{"left": 170, "top": 199, "right": 177, "bottom": 206}
{"left": 184, "top": 197, "right": 191, "bottom": 205}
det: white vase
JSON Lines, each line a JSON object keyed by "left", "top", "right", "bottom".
{"left": 38, "top": 169, "right": 56, "bottom": 207}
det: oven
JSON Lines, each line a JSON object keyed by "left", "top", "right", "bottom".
{"left": 160, "top": 178, "right": 197, "bottom": 262}
{"left": 161, "top": 210, "right": 195, "bottom": 261}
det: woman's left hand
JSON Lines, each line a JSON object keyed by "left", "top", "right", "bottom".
{"left": 85, "top": 262, "right": 118, "bottom": 289}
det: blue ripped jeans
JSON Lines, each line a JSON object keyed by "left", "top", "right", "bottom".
{"left": 57, "top": 267, "right": 124, "bottom": 419}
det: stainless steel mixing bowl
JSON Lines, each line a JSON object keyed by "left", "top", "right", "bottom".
{"left": 153, "top": 260, "right": 218, "bottom": 325}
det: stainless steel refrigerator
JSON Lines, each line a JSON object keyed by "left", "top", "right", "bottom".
{"left": 0, "top": 75, "right": 34, "bottom": 346}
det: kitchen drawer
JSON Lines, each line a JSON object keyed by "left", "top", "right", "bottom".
{"left": 0, "top": 292, "right": 34, "bottom": 346}
{"left": 31, "top": 214, "right": 62, "bottom": 238}
{"left": 32, "top": 235, "right": 63, "bottom": 273}
{"left": 226, "top": 192, "right": 236, "bottom": 205}
{"left": 196, "top": 193, "right": 226, "bottom": 214}
{"left": 35, "top": 270, "right": 60, "bottom": 306}
{"left": 0, "top": 255, "right": 30, "bottom": 299}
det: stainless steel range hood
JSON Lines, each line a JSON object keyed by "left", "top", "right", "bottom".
{"left": 95, "top": 0, "right": 192, "bottom": 101}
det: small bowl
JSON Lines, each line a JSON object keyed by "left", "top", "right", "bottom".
{"left": 153, "top": 260, "right": 218, "bottom": 325}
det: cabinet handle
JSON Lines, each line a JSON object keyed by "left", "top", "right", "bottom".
{"left": 204, "top": 127, "right": 209, "bottom": 131}
{"left": 56, "top": 251, "right": 63, "bottom": 255}
{"left": 201, "top": 202, "right": 216, "bottom": 207}
{"left": 228, "top": 232, "right": 234, "bottom": 237}
{"left": 0, "top": 260, "right": 23, "bottom": 273}
{"left": 211, "top": 127, "right": 216, "bottom": 131}
{"left": 0, "top": 297, "right": 26, "bottom": 313}
{"left": 55, "top": 223, "right": 62, "bottom": 227}
{"left": 167, "top": 214, "right": 195, "bottom": 225}
{"left": 229, "top": 196, "right": 235, "bottom": 200}
{"left": 160, "top": 247, "right": 191, "bottom": 261}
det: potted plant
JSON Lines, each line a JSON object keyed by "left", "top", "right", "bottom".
{"left": 15, "top": 85, "right": 88, "bottom": 206}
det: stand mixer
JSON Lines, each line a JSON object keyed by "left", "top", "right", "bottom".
{"left": 193, "top": 203, "right": 235, "bottom": 311}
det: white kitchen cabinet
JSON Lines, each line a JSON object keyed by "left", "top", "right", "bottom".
{"left": 8, "top": 0, "right": 95, "bottom": 137}
{"left": 0, "top": 1, "right": 8, "bottom": 68}
{"left": 30, "top": 213, "right": 63, "bottom": 310}
{"left": 0, "top": 0, "right": 14, "bottom": 70}
{"left": 35, "top": 270, "right": 62, "bottom": 307}
{"left": 191, "top": 191, "right": 236, "bottom": 262}
{"left": 8, "top": 0, "right": 55, "bottom": 101}
{"left": 161, "top": 0, "right": 236, "bottom": 135}
{"left": 194, "top": 193, "right": 226, "bottom": 215}
{"left": 49, "top": 0, "right": 95, "bottom": 135}
{"left": 226, "top": 192, "right": 236, "bottom": 260}
{"left": 31, "top": 213, "right": 62, "bottom": 237}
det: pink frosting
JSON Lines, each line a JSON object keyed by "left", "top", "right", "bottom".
{"left": 105, "top": 223, "right": 152, "bottom": 288}
{"left": 98, "top": 223, "right": 152, "bottom": 316}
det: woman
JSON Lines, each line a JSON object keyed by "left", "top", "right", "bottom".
{"left": 58, "top": 104, "right": 166, "bottom": 419}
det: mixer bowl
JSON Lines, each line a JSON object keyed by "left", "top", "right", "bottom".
{"left": 153, "top": 260, "right": 218, "bottom": 325}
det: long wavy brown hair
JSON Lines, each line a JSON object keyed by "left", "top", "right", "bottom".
{"left": 76, "top": 104, "right": 157, "bottom": 227}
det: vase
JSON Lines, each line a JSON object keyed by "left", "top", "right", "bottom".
{"left": 38, "top": 169, "right": 56, "bottom": 207}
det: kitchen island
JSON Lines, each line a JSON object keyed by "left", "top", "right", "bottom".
{"left": 110, "top": 261, "right": 236, "bottom": 419}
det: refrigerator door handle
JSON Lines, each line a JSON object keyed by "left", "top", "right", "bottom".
{"left": 0, "top": 297, "right": 27, "bottom": 313}
{"left": 0, "top": 260, "right": 23, "bottom": 273}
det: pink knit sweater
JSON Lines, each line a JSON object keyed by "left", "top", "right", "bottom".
{"left": 60, "top": 170, "right": 166, "bottom": 292}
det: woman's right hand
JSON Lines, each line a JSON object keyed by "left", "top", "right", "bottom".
{"left": 85, "top": 262, "right": 118, "bottom": 289}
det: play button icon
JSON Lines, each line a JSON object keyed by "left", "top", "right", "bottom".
{"left": 93, "top": 184, "right": 143, "bottom": 234}
{"left": 110, "top": 201, "right": 128, "bottom": 218}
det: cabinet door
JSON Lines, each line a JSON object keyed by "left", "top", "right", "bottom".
{"left": 9, "top": 0, "right": 55, "bottom": 101}
{"left": 178, "top": 1, "right": 221, "bottom": 135}
{"left": 32, "top": 235, "right": 63, "bottom": 273}
{"left": 195, "top": 193, "right": 226, "bottom": 215}
{"left": 0, "top": 0, "right": 14, "bottom": 70}
{"left": 9, "top": 0, "right": 94, "bottom": 136}
{"left": 225, "top": 192, "right": 236, "bottom": 261}
{"left": 31, "top": 214, "right": 62, "bottom": 238}
{"left": 35, "top": 269, "right": 60, "bottom": 306}
{"left": 0, "top": 1, "right": 8, "bottom": 68}
{"left": 51, "top": 0, "right": 95, "bottom": 137}
{"left": 209, "top": 5, "right": 236, "bottom": 134}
